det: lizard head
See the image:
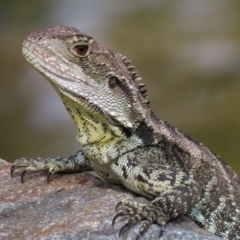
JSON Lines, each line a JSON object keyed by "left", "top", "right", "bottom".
{"left": 22, "top": 26, "right": 151, "bottom": 145}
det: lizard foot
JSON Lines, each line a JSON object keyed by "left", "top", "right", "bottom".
{"left": 11, "top": 157, "right": 62, "bottom": 183}
{"left": 112, "top": 199, "right": 166, "bottom": 239}
{"left": 11, "top": 151, "right": 89, "bottom": 184}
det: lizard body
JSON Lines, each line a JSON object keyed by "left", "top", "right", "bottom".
{"left": 11, "top": 26, "right": 240, "bottom": 239}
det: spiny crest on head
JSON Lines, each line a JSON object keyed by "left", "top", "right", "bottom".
{"left": 116, "top": 53, "right": 149, "bottom": 105}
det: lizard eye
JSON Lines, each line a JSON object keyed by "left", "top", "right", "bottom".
{"left": 73, "top": 44, "right": 89, "bottom": 56}
{"left": 108, "top": 76, "right": 119, "bottom": 89}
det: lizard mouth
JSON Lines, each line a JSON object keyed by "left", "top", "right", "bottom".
{"left": 22, "top": 40, "right": 85, "bottom": 84}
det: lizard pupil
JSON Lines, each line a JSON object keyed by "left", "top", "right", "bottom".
{"left": 74, "top": 45, "right": 89, "bottom": 56}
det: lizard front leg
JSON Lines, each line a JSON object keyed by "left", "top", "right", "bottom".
{"left": 111, "top": 156, "right": 202, "bottom": 238}
{"left": 11, "top": 150, "right": 92, "bottom": 183}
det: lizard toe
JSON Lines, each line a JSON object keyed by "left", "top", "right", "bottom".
{"left": 113, "top": 199, "right": 142, "bottom": 225}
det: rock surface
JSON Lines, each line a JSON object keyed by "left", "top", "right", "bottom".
{"left": 0, "top": 159, "right": 221, "bottom": 240}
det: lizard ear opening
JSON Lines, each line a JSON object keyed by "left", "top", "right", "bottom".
{"left": 108, "top": 76, "right": 119, "bottom": 89}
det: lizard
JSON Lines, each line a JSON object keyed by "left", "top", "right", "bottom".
{"left": 10, "top": 25, "right": 240, "bottom": 239}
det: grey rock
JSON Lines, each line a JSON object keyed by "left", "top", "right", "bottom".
{"left": 0, "top": 161, "right": 222, "bottom": 240}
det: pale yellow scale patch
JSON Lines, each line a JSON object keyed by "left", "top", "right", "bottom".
{"left": 61, "top": 92, "right": 125, "bottom": 147}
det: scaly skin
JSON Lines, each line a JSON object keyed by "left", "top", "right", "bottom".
{"left": 11, "top": 26, "right": 240, "bottom": 239}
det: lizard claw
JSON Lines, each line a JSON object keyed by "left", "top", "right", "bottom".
{"left": 135, "top": 226, "right": 163, "bottom": 240}
{"left": 115, "top": 201, "right": 123, "bottom": 211}
{"left": 119, "top": 222, "right": 126, "bottom": 237}
{"left": 10, "top": 165, "right": 15, "bottom": 178}
{"left": 21, "top": 169, "right": 27, "bottom": 183}
{"left": 118, "top": 216, "right": 145, "bottom": 237}
{"left": 47, "top": 171, "right": 52, "bottom": 184}
{"left": 136, "top": 233, "right": 142, "bottom": 240}
{"left": 112, "top": 211, "right": 124, "bottom": 226}
{"left": 159, "top": 226, "right": 164, "bottom": 238}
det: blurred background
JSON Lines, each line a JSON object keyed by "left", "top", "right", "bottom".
{"left": 0, "top": 0, "right": 240, "bottom": 175}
